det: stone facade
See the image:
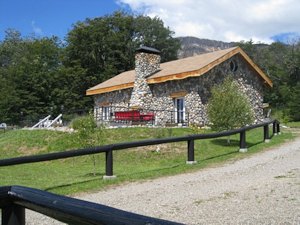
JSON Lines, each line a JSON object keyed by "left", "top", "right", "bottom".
{"left": 129, "top": 50, "right": 160, "bottom": 109}
{"left": 94, "top": 52, "right": 265, "bottom": 126}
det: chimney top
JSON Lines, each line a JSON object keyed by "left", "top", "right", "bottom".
{"left": 136, "top": 46, "right": 160, "bottom": 55}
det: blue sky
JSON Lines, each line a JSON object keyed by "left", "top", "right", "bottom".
{"left": 1, "top": 0, "right": 299, "bottom": 43}
{"left": 0, "top": 0, "right": 127, "bottom": 40}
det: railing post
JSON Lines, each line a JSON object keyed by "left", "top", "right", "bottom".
{"left": 273, "top": 121, "right": 277, "bottom": 135}
{"left": 2, "top": 205, "right": 25, "bottom": 225}
{"left": 277, "top": 122, "right": 281, "bottom": 134}
{"left": 239, "top": 130, "right": 247, "bottom": 152}
{"left": 103, "top": 150, "right": 116, "bottom": 179}
{"left": 264, "top": 124, "right": 270, "bottom": 142}
{"left": 186, "top": 139, "right": 197, "bottom": 164}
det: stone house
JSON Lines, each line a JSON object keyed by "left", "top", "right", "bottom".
{"left": 86, "top": 46, "right": 272, "bottom": 126}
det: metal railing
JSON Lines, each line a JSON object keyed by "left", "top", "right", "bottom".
{"left": 95, "top": 106, "right": 189, "bottom": 126}
{"left": 0, "top": 120, "right": 280, "bottom": 177}
{"left": 0, "top": 120, "right": 280, "bottom": 224}
{"left": 0, "top": 185, "right": 182, "bottom": 225}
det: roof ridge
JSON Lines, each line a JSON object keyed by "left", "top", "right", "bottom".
{"left": 86, "top": 46, "right": 272, "bottom": 96}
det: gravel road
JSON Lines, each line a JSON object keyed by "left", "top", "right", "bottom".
{"left": 27, "top": 135, "right": 300, "bottom": 224}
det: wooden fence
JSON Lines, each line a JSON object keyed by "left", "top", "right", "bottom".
{"left": 0, "top": 119, "right": 280, "bottom": 178}
{"left": 0, "top": 119, "right": 280, "bottom": 224}
{"left": 0, "top": 185, "right": 182, "bottom": 225}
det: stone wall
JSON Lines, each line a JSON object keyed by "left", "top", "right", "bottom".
{"left": 94, "top": 54, "right": 266, "bottom": 126}
{"left": 129, "top": 52, "right": 160, "bottom": 109}
{"left": 93, "top": 89, "right": 131, "bottom": 121}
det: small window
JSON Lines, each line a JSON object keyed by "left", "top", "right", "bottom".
{"left": 230, "top": 60, "right": 238, "bottom": 72}
{"left": 102, "top": 106, "right": 111, "bottom": 121}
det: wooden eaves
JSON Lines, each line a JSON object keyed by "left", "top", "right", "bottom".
{"left": 86, "top": 47, "right": 272, "bottom": 96}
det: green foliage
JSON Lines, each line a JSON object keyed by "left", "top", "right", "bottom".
{"left": 0, "top": 31, "right": 64, "bottom": 124}
{"left": 238, "top": 39, "right": 300, "bottom": 121}
{"left": 288, "top": 83, "right": 300, "bottom": 121}
{"left": 71, "top": 114, "right": 104, "bottom": 175}
{"left": 65, "top": 11, "right": 180, "bottom": 90}
{"left": 71, "top": 115, "right": 97, "bottom": 131}
{"left": 207, "top": 77, "right": 254, "bottom": 131}
{"left": 71, "top": 115, "right": 99, "bottom": 147}
{"left": 0, "top": 12, "right": 180, "bottom": 125}
{"left": 271, "top": 109, "right": 291, "bottom": 123}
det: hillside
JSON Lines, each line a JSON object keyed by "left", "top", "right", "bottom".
{"left": 177, "top": 36, "right": 236, "bottom": 58}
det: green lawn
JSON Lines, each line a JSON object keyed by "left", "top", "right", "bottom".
{"left": 284, "top": 121, "right": 300, "bottom": 128}
{"left": 0, "top": 126, "right": 294, "bottom": 195}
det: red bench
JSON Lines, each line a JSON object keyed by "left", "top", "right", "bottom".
{"left": 140, "top": 113, "right": 155, "bottom": 121}
{"left": 115, "top": 111, "right": 140, "bottom": 121}
{"left": 114, "top": 111, "right": 155, "bottom": 122}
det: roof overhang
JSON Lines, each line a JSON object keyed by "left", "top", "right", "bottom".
{"left": 86, "top": 47, "right": 272, "bottom": 96}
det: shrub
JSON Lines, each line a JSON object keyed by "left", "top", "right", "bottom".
{"left": 71, "top": 115, "right": 97, "bottom": 131}
{"left": 207, "top": 77, "right": 254, "bottom": 131}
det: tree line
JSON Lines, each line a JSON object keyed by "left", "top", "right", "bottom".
{"left": 0, "top": 12, "right": 180, "bottom": 125}
{"left": 238, "top": 40, "right": 300, "bottom": 121}
{"left": 0, "top": 11, "right": 299, "bottom": 126}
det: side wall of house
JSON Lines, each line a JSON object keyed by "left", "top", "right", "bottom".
{"left": 94, "top": 54, "right": 266, "bottom": 126}
{"left": 93, "top": 89, "right": 132, "bottom": 121}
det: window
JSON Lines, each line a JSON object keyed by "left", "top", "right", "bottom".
{"left": 174, "top": 98, "right": 185, "bottom": 124}
{"left": 230, "top": 60, "right": 238, "bottom": 72}
{"left": 102, "top": 106, "right": 111, "bottom": 121}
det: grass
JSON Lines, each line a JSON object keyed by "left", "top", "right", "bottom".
{"left": 283, "top": 121, "right": 300, "bottom": 128}
{"left": 0, "top": 126, "right": 295, "bottom": 195}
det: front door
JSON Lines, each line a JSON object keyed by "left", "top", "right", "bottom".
{"left": 174, "top": 98, "right": 185, "bottom": 124}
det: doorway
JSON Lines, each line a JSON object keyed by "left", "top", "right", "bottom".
{"left": 174, "top": 98, "right": 185, "bottom": 124}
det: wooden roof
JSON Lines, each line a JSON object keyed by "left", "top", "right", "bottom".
{"left": 86, "top": 47, "right": 272, "bottom": 96}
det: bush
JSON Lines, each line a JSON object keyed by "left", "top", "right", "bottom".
{"left": 207, "top": 77, "right": 254, "bottom": 131}
{"left": 71, "top": 115, "right": 97, "bottom": 131}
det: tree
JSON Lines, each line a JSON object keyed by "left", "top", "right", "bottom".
{"left": 0, "top": 31, "right": 63, "bottom": 125}
{"left": 207, "top": 77, "right": 254, "bottom": 132}
{"left": 288, "top": 83, "right": 300, "bottom": 121}
{"left": 238, "top": 39, "right": 300, "bottom": 122}
{"left": 64, "top": 11, "right": 180, "bottom": 109}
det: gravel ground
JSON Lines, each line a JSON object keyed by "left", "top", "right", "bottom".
{"left": 27, "top": 135, "right": 300, "bottom": 225}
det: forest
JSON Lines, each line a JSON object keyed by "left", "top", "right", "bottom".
{"left": 0, "top": 11, "right": 299, "bottom": 126}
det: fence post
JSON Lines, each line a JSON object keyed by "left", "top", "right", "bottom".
{"left": 277, "top": 122, "right": 281, "bottom": 134}
{"left": 186, "top": 140, "right": 197, "bottom": 164}
{"left": 273, "top": 121, "right": 277, "bottom": 135}
{"left": 264, "top": 124, "right": 270, "bottom": 142}
{"left": 2, "top": 205, "right": 25, "bottom": 225}
{"left": 103, "top": 150, "right": 116, "bottom": 179}
{"left": 239, "top": 130, "right": 247, "bottom": 152}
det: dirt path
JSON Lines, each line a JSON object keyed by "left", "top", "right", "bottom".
{"left": 27, "top": 134, "right": 300, "bottom": 224}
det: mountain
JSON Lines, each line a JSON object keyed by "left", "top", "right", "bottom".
{"left": 177, "top": 36, "right": 236, "bottom": 58}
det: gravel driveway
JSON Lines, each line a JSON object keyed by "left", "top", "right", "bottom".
{"left": 27, "top": 135, "right": 300, "bottom": 224}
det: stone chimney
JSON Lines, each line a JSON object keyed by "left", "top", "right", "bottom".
{"left": 129, "top": 46, "right": 161, "bottom": 109}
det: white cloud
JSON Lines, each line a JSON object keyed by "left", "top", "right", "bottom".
{"left": 118, "top": 0, "right": 300, "bottom": 43}
{"left": 31, "top": 21, "right": 43, "bottom": 36}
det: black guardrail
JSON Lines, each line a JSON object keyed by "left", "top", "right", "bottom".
{"left": 0, "top": 185, "right": 182, "bottom": 225}
{"left": 0, "top": 120, "right": 280, "bottom": 224}
{"left": 0, "top": 120, "right": 280, "bottom": 178}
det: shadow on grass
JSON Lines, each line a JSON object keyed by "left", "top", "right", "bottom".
{"left": 210, "top": 139, "right": 239, "bottom": 146}
{"left": 44, "top": 137, "right": 270, "bottom": 193}
{"left": 201, "top": 150, "right": 238, "bottom": 161}
{"left": 116, "top": 163, "right": 182, "bottom": 178}
{"left": 83, "top": 172, "right": 103, "bottom": 177}
{"left": 247, "top": 140, "right": 265, "bottom": 148}
{"left": 45, "top": 175, "right": 104, "bottom": 192}
{"left": 210, "top": 138, "right": 265, "bottom": 148}
{"left": 44, "top": 165, "right": 183, "bottom": 192}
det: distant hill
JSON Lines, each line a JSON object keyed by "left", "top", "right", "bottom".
{"left": 177, "top": 36, "right": 236, "bottom": 58}
{"left": 177, "top": 36, "right": 270, "bottom": 58}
